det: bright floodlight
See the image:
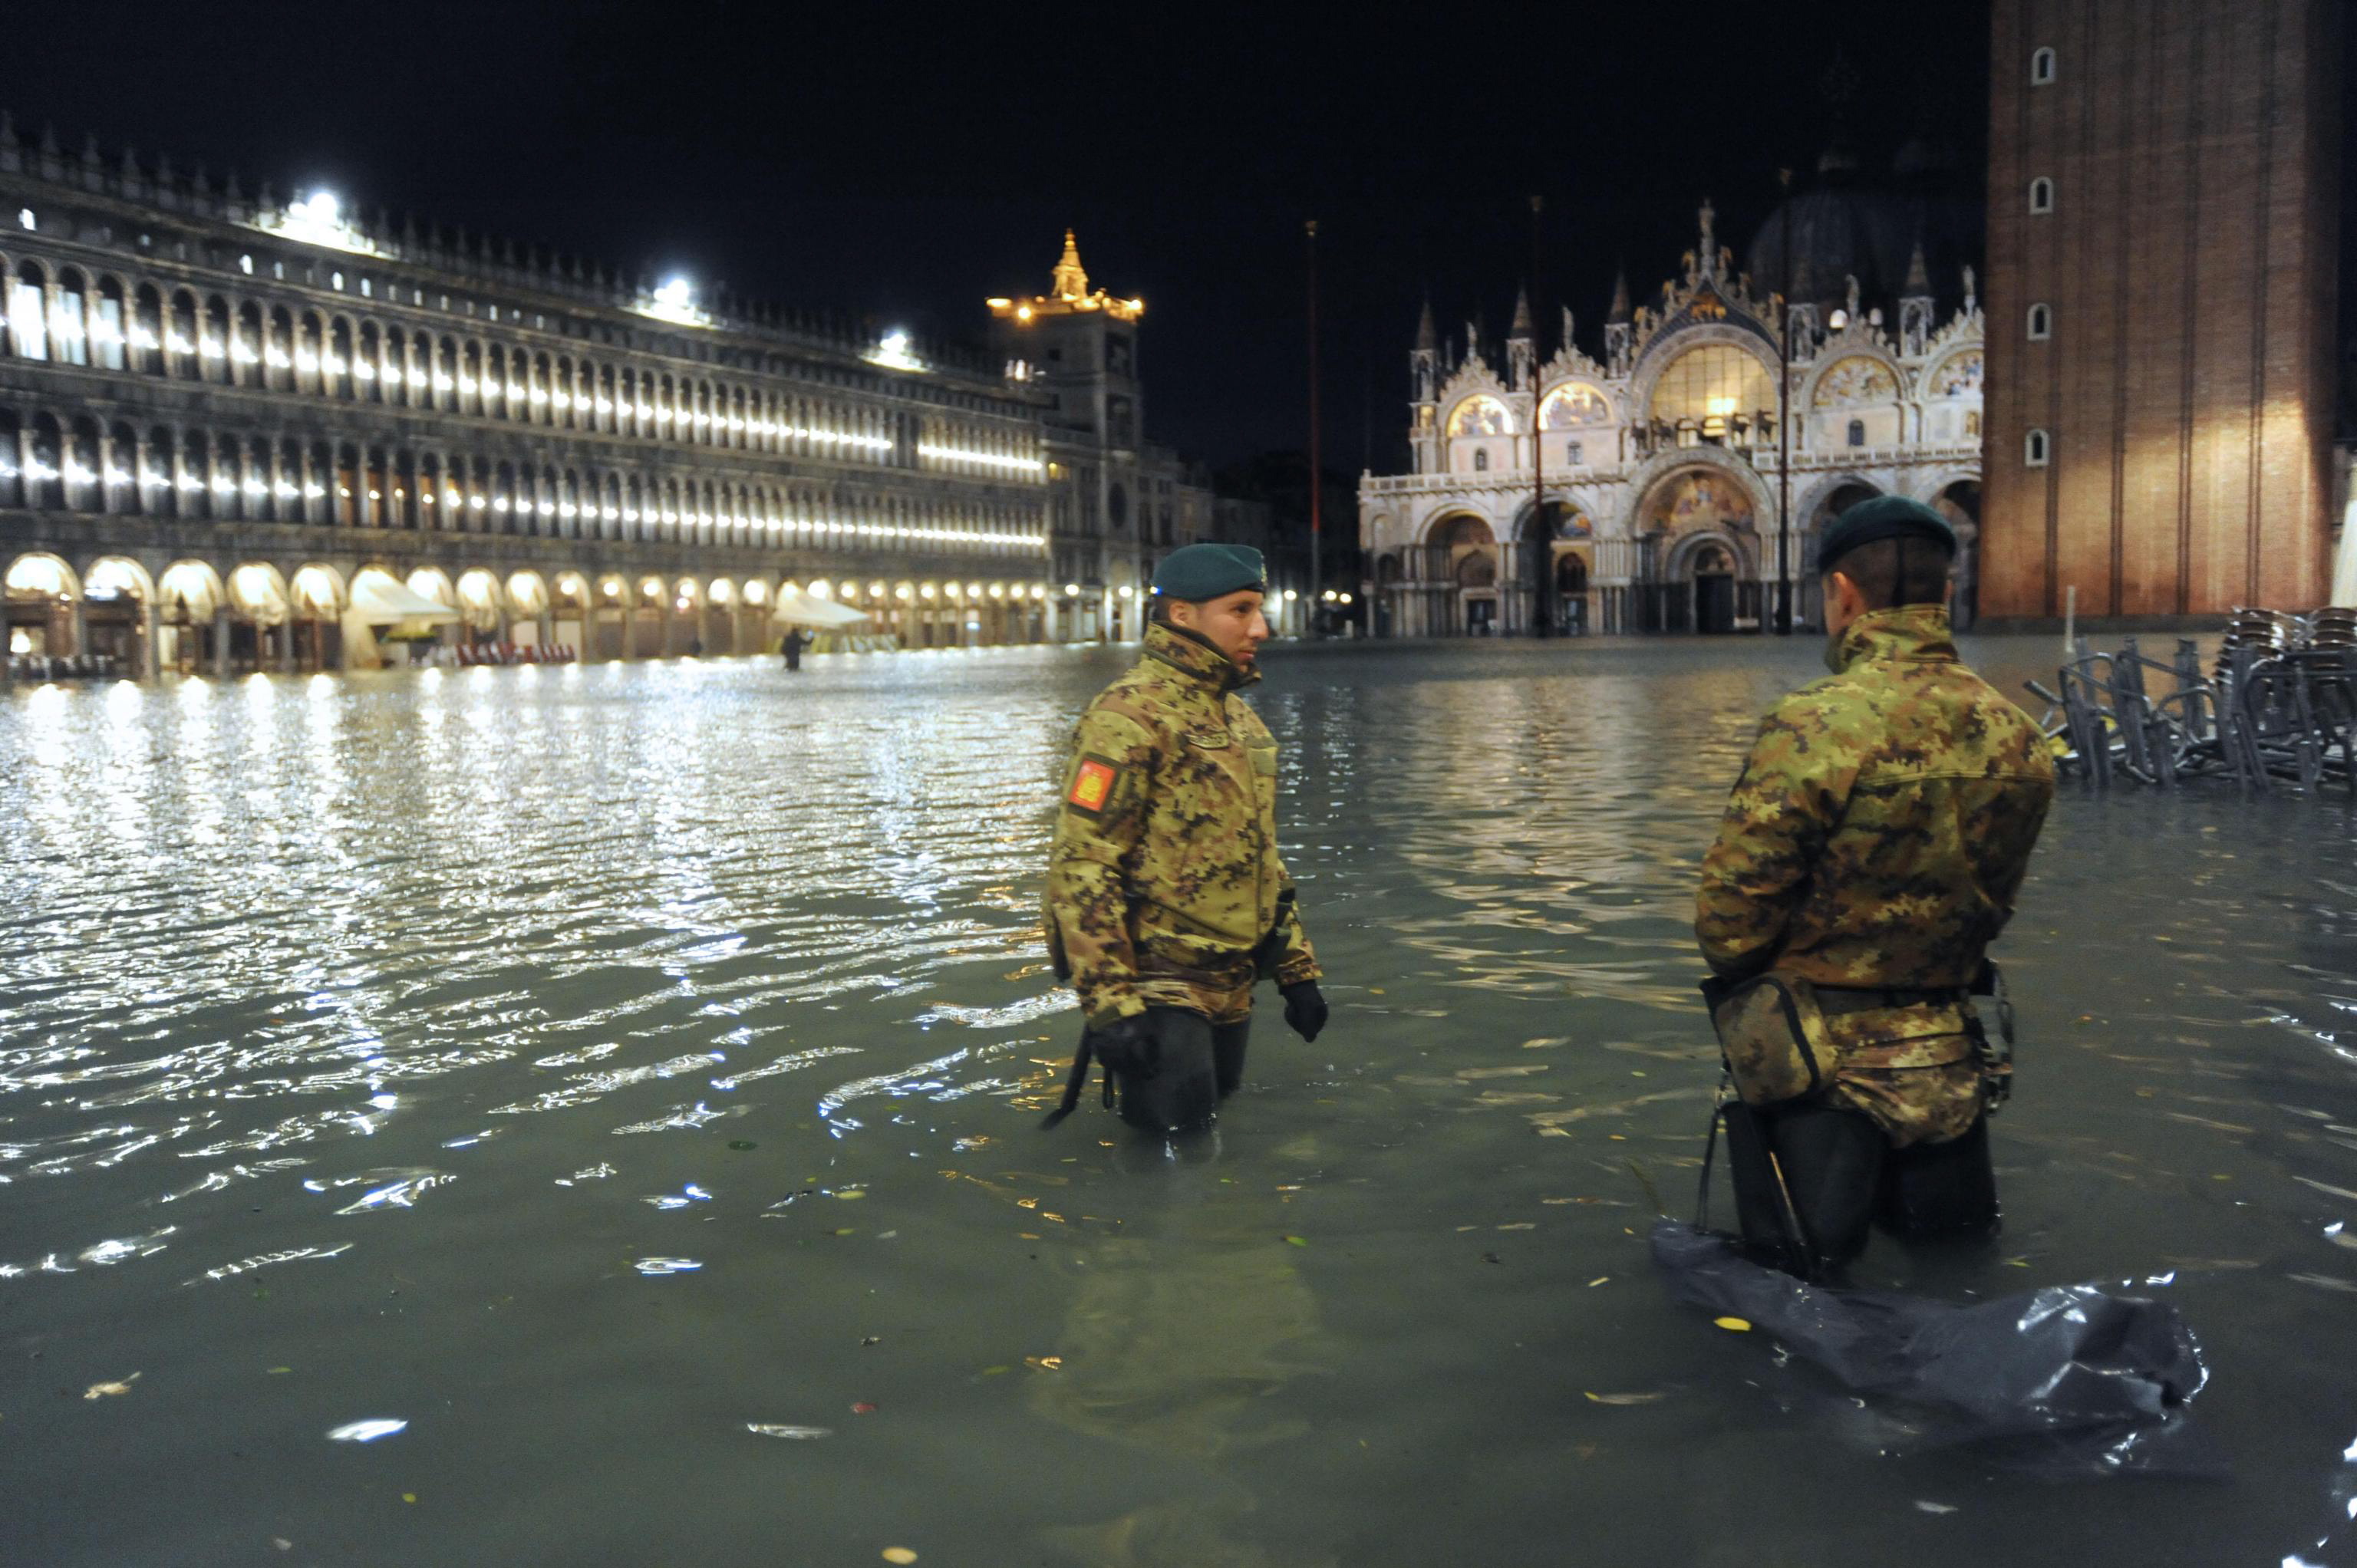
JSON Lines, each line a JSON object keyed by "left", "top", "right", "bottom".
{"left": 869, "top": 328, "right": 922, "bottom": 371}
{"left": 302, "top": 189, "right": 341, "bottom": 224}
{"left": 654, "top": 276, "right": 693, "bottom": 308}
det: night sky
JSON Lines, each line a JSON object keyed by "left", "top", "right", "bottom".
{"left": 5, "top": 4, "right": 2000, "bottom": 468}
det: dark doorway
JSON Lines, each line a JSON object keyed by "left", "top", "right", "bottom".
{"left": 1557, "top": 555, "right": 1591, "bottom": 636}
{"left": 1693, "top": 545, "right": 1738, "bottom": 634}
{"left": 1934, "top": 481, "right": 1982, "bottom": 628}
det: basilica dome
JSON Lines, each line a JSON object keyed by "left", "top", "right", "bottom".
{"left": 1743, "top": 145, "right": 1981, "bottom": 316}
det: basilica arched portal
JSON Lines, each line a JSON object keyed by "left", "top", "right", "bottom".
{"left": 1421, "top": 513, "right": 1498, "bottom": 637}
{"left": 1798, "top": 479, "right": 1882, "bottom": 629}
{"left": 1631, "top": 463, "right": 1765, "bottom": 633}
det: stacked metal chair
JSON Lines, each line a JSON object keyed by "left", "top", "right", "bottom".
{"left": 2033, "top": 609, "right": 2357, "bottom": 796}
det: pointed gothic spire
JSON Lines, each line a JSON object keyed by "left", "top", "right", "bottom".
{"left": 1414, "top": 292, "right": 1436, "bottom": 351}
{"left": 1607, "top": 264, "right": 1632, "bottom": 324}
{"left": 1903, "top": 235, "right": 1931, "bottom": 296}
{"left": 1509, "top": 282, "right": 1533, "bottom": 337}
{"left": 1050, "top": 229, "right": 1089, "bottom": 300}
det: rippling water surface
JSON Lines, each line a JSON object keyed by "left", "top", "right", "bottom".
{"left": 5, "top": 638, "right": 2357, "bottom": 1566}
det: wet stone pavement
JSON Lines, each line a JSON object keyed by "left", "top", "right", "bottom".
{"left": 3, "top": 636, "right": 2356, "bottom": 1567}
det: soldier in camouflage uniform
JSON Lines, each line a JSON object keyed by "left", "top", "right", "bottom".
{"left": 1696, "top": 496, "right": 2054, "bottom": 1266}
{"left": 1043, "top": 544, "right": 1327, "bottom": 1132}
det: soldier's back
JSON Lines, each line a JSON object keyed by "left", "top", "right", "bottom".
{"left": 1772, "top": 629, "right": 2054, "bottom": 988}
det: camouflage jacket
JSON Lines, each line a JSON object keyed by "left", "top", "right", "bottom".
{"left": 1045, "top": 621, "right": 1320, "bottom": 1028}
{"left": 1696, "top": 605, "right": 2054, "bottom": 991}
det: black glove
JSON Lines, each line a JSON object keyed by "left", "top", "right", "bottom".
{"left": 1089, "top": 1013, "right": 1159, "bottom": 1079}
{"left": 1280, "top": 981, "right": 1328, "bottom": 1043}
{"left": 1043, "top": 1013, "right": 1159, "bottom": 1130}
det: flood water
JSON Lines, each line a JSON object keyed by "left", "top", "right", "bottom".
{"left": 4, "top": 636, "right": 2356, "bottom": 1567}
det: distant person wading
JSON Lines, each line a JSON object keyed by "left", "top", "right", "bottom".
{"left": 1041, "top": 544, "right": 1329, "bottom": 1132}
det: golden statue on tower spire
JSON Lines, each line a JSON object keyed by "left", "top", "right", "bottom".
{"left": 1050, "top": 230, "right": 1090, "bottom": 301}
{"left": 987, "top": 230, "right": 1143, "bottom": 323}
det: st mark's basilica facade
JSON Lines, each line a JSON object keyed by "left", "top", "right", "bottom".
{"left": 1358, "top": 193, "right": 1986, "bottom": 637}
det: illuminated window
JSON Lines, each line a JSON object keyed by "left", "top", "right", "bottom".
{"left": 2031, "top": 47, "right": 2056, "bottom": 85}
{"left": 16, "top": 209, "right": 33, "bottom": 231}
{"left": 2025, "top": 428, "right": 2050, "bottom": 466}
{"left": 239, "top": 254, "right": 254, "bottom": 275}
{"left": 2027, "top": 303, "right": 2052, "bottom": 341}
{"left": 1649, "top": 344, "right": 1774, "bottom": 436}
{"left": 2029, "top": 177, "right": 2054, "bottom": 214}
{"left": 331, "top": 271, "right": 344, "bottom": 291}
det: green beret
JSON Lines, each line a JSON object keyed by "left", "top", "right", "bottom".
{"left": 1816, "top": 495, "right": 1956, "bottom": 576}
{"left": 1151, "top": 543, "right": 1268, "bottom": 601}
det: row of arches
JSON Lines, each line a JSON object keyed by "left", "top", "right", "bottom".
{"left": 0, "top": 402, "right": 1045, "bottom": 556}
{"left": 1367, "top": 465, "right": 1983, "bottom": 637}
{"left": 2, "top": 249, "right": 1040, "bottom": 480}
{"left": 4, "top": 552, "right": 1061, "bottom": 677}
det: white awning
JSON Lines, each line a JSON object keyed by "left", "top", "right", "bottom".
{"left": 351, "top": 573, "right": 461, "bottom": 624}
{"left": 770, "top": 595, "right": 869, "bottom": 630}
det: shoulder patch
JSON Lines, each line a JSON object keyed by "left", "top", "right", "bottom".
{"left": 1066, "top": 756, "right": 1121, "bottom": 815}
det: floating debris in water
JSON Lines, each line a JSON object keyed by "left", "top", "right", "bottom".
{"left": 882, "top": 1550, "right": 919, "bottom": 1565}
{"left": 746, "top": 1424, "right": 832, "bottom": 1440}
{"left": 1583, "top": 1391, "right": 1665, "bottom": 1406}
{"left": 1914, "top": 1501, "right": 1959, "bottom": 1515}
{"left": 634, "top": 1257, "right": 701, "bottom": 1275}
{"left": 1713, "top": 1317, "right": 1752, "bottom": 1332}
{"left": 83, "top": 1373, "right": 140, "bottom": 1400}
{"left": 326, "top": 1418, "right": 407, "bottom": 1442}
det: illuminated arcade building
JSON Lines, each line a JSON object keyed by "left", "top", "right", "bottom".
{"left": 1358, "top": 195, "right": 1986, "bottom": 637}
{"left": 987, "top": 232, "right": 1248, "bottom": 644}
{"left": 0, "top": 117, "right": 1061, "bottom": 677}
